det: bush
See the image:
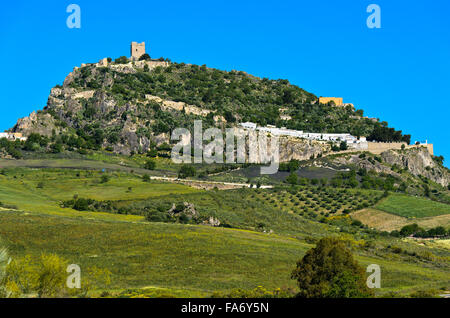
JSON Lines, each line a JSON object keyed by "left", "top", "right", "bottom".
{"left": 339, "top": 141, "right": 348, "bottom": 151}
{"left": 399, "top": 223, "right": 422, "bottom": 237}
{"left": 144, "top": 159, "right": 156, "bottom": 170}
{"left": 100, "top": 175, "right": 110, "bottom": 184}
{"left": 409, "top": 290, "right": 438, "bottom": 298}
{"left": 145, "top": 210, "right": 170, "bottom": 223}
{"left": 139, "top": 53, "right": 151, "bottom": 61}
{"left": 115, "top": 56, "right": 129, "bottom": 64}
{"left": 178, "top": 165, "right": 196, "bottom": 179}
{"left": 147, "top": 149, "right": 158, "bottom": 158}
{"left": 50, "top": 143, "right": 63, "bottom": 154}
{"left": 286, "top": 172, "right": 298, "bottom": 185}
{"left": 291, "top": 237, "right": 374, "bottom": 298}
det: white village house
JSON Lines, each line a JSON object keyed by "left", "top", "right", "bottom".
{"left": 0, "top": 132, "right": 27, "bottom": 142}
{"left": 239, "top": 122, "right": 368, "bottom": 150}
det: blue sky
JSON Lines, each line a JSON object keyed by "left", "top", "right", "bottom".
{"left": 0, "top": 0, "right": 449, "bottom": 163}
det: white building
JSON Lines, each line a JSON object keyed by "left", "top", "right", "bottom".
{"left": 238, "top": 122, "right": 368, "bottom": 150}
{"left": 240, "top": 122, "right": 257, "bottom": 130}
{"left": 0, "top": 132, "right": 27, "bottom": 141}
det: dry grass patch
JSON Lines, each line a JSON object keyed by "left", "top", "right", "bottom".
{"left": 352, "top": 208, "right": 450, "bottom": 232}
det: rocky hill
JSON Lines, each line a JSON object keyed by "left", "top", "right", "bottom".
{"left": 327, "top": 147, "right": 449, "bottom": 187}
{"left": 10, "top": 56, "right": 409, "bottom": 155}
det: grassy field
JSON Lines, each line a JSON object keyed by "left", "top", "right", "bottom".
{"left": 376, "top": 194, "right": 450, "bottom": 218}
{"left": 0, "top": 210, "right": 310, "bottom": 294}
{"left": 0, "top": 167, "right": 200, "bottom": 219}
{"left": 0, "top": 210, "right": 448, "bottom": 296}
{"left": 0, "top": 165, "right": 449, "bottom": 297}
{"left": 131, "top": 188, "right": 332, "bottom": 237}
{"left": 352, "top": 208, "right": 450, "bottom": 231}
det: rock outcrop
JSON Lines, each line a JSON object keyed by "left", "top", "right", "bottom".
{"left": 327, "top": 147, "right": 449, "bottom": 187}
{"left": 278, "top": 137, "right": 330, "bottom": 162}
{"left": 381, "top": 147, "right": 449, "bottom": 187}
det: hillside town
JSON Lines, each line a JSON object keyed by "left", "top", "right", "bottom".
{"left": 240, "top": 122, "right": 368, "bottom": 150}
{"left": 0, "top": 132, "right": 27, "bottom": 142}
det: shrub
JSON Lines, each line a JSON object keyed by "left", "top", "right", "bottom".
{"left": 115, "top": 56, "right": 129, "bottom": 64}
{"left": 291, "top": 237, "right": 374, "bottom": 298}
{"left": 139, "top": 53, "right": 151, "bottom": 61}
{"left": 399, "top": 223, "right": 423, "bottom": 237}
{"left": 339, "top": 141, "right": 348, "bottom": 151}
{"left": 144, "top": 159, "right": 156, "bottom": 170}
{"left": 100, "top": 175, "right": 110, "bottom": 184}
{"left": 178, "top": 165, "right": 196, "bottom": 179}
{"left": 286, "top": 172, "right": 298, "bottom": 185}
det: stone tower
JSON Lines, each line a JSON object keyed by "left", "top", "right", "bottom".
{"left": 131, "top": 42, "right": 146, "bottom": 60}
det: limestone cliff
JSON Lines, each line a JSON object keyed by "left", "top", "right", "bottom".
{"left": 381, "top": 147, "right": 449, "bottom": 187}
{"left": 327, "top": 147, "right": 449, "bottom": 187}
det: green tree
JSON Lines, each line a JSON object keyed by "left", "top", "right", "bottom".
{"left": 286, "top": 172, "right": 298, "bottom": 185}
{"left": 50, "top": 143, "right": 63, "bottom": 154}
{"left": 139, "top": 53, "right": 151, "bottom": 61}
{"left": 100, "top": 175, "right": 110, "bottom": 184}
{"left": 115, "top": 56, "right": 129, "bottom": 64}
{"left": 400, "top": 223, "right": 422, "bottom": 237}
{"left": 178, "top": 165, "right": 196, "bottom": 179}
{"left": 142, "top": 174, "right": 150, "bottom": 182}
{"left": 144, "top": 159, "right": 156, "bottom": 170}
{"left": 147, "top": 149, "right": 158, "bottom": 158}
{"left": 291, "top": 237, "right": 374, "bottom": 298}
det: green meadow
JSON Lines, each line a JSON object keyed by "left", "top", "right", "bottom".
{"left": 0, "top": 166, "right": 449, "bottom": 297}
{"left": 0, "top": 211, "right": 448, "bottom": 296}
{"left": 0, "top": 167, "right": 199, "bottom": 215}
{"left": 376, "top": 194, "right": 450, "bottom": 218}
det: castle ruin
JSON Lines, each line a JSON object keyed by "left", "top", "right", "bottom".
{"left": 131, "top": 42, "right": 146, "bottom": 60}
{"left": 319, "top": 97, "right": 344, "bottom": 106}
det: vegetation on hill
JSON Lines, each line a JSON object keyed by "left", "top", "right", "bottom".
{"left": 7, "top": 59, "right": 411, "bottom": 156}
{"left": 0, "top": 54, "right": 448, "bottom": 299}
{"left": 291, "top": 237, "right": 374, "bottom": 298}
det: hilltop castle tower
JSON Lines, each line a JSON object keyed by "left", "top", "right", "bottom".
{"left": 131, "top": 42, "right": 146, "bottom": 60}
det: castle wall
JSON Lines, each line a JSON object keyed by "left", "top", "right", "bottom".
{"left": 319, "top": 97, "right": 343, "bottom": 106}
{"left": 367, "top": 142, "right": 434, "bottom": 155}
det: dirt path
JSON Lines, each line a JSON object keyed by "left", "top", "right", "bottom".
{"left": 149, "top": 176, "right": 273, "bottom": 190}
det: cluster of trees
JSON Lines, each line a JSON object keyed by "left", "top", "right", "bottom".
{"left": 0, "top": 138, "right": 23, "bottom": 159}
{"left": 42, "top": 60, "right": 413, "bottom": 158}
{"left": 1, "top": 125, "right": 112, "bottom": 158}
{"left": 285, "top": 173, "right": 328, "bottom": 186}
{"left": 104, "top": 62, "right": 403, "bottom": 138}
{"left": 0, "top": 250, "right": 110, "bottom": 298}
{"left": 285, "top": 167, "right": 407, "bottom": 194}
{"left": 331, "top": 141, "right": 348, "bottom": 152}
{"left": 62, "top": 196, "right": 137, "bottom": 215}
{"left": 178, "top": 164, "right": 196, "bottom": 179}
{"left": 279, "top": 159, "right": 300, "bottom": 172}
{"left": 144, "top": 203, "right": 197, "bottom": 225}
{"left": 330, "top": 171, "right": 359, "bottom": 188}
{"left": 367, "top": 124, "right": 411, "bottom": 144}
{"left": 391, "top": 224, "right": 449, "bottom": 238}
